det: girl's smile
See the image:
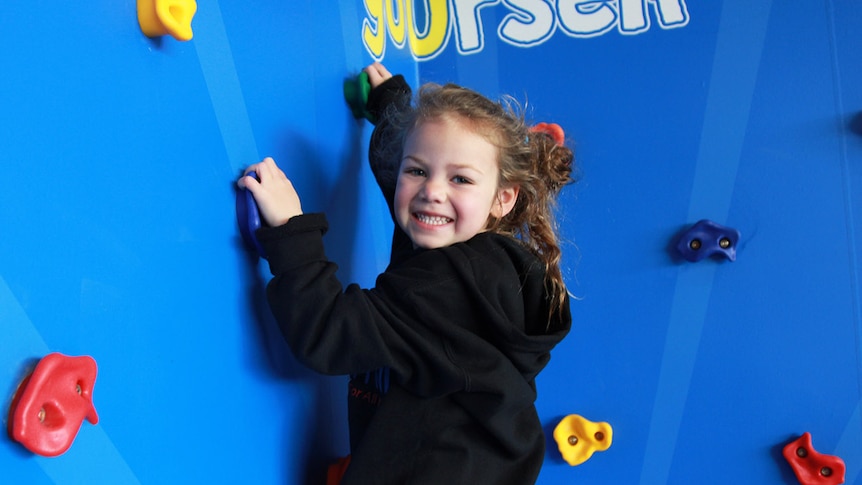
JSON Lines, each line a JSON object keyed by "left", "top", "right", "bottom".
{"left": 413, "top": 212, "right": 453, "bottom": 227}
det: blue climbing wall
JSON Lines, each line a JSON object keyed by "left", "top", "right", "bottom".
{"left": 2, "top": 1, "right": 860, "bottom": 484}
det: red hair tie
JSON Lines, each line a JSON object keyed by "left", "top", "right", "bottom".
{"left": 530, "top": 122, "right": 565, "bottom": 146}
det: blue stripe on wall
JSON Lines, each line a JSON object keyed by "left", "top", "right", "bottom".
{"left": 835, "top": 401, "right": 861, "bottom": 483}
{"left": 826, "top": 1, "right": 862, "bottom": 482}
{"left": 638, "top": 1, "right": 774, "bottom": 482}
{"left": 193, "top": 0, "right": 260, "bottom": 174}
{"left": 339, "top": 1, "right": 366, "bottom": 70}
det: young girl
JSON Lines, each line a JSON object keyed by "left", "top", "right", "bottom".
{"left": 238, "top": 63, "right": 574, "bottom": 484}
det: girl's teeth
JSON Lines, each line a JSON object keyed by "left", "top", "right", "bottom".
{"left": 416, "top": 213, "right": 451, "bottom": 225}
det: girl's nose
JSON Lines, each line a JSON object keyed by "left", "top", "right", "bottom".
{"left": 420, "top": 177, "right": 446, "bottom": 202}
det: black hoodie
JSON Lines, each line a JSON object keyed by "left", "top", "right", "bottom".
{"left": 256, "top": 75, "right": 571, "bottom": 484}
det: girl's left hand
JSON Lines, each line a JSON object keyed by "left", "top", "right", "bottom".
{"left": 237, "top": 157, "right": 302, "bottom": 227}
{"left": 364, "top": 62, "right": 393, "bottom": 89}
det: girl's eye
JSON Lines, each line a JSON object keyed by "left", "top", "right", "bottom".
{"left": 405, "top": 167, "right": 426, "bottom": 177}
{"left": 452, "top": 175, "right": 472, "bottom": 184}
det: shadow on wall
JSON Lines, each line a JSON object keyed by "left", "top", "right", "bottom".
{"left": 849, "top": 111, "right": 862, "bottom": 137}
{"left": 321, "top": 115, "right": 372, "bottom": 285}
{"left": 234, "top": 114, "right": 368, "bottom": 484}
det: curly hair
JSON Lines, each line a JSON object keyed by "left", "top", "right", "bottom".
{"left": 376, "top": 83, "right": 575, "bottom": 323}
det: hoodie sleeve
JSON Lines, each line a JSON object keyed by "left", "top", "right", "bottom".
{"left": 366, "top": 74, "right": 411, "bottom": 206}
{"left": 366, "top": 74, "right": 411, "bottom": 126}
{"left": 258, "top": 212, "right": 467, "bottom": 397}
{"left": 366, "top": 74, "right": 415, "bottom": 265}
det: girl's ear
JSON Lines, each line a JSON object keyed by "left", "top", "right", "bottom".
{"left": 492, "top": 185, "right": 520, "bottom": 218}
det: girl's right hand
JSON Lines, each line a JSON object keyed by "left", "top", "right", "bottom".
{"left": 237, "top": 157, "right": 302, "bottom": 227}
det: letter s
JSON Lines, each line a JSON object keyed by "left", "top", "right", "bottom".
{"left": 500, "top": 0, "right": 556, "bottom": 47}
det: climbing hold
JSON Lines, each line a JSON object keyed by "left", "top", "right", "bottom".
{"left": 7, "top": 353, "right": 99, "bottom": 457}
{"left": 138, "top": 0, "right": 197, "bottom": 41}
{"left": 530, "top": 122, "right": 566, "bottom": 146}
{"left": 343, "top": 71, "right": 373, "bottom": 122}
{"left": 674, "top": 219, "right": 740, "bottom": 262}
{"left": 782, "top": 432, "right": 846, "bottom": 485}
{"left": 236, "top": 171, "right": 266, "bottom": 258}
{"left": 553, "top": 414, "right": 613, "bottom": 466}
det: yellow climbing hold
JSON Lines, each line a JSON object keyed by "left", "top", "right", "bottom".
{"left": 553, "top": 414, "right": 613, "bottom": 466}
{"left": 138, "top": 0, "right": 197, "bottom": 42}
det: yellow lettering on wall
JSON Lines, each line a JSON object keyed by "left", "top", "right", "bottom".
{"left": 405, "top": 0, "right": 449, "bottom": 59}
{"left": 362, "top": 0, "right": 386, "bottom": 58}
{"left": 386, "top": 0, "right": 406, "bottom": 46}
{"left": 362, "top": 0, "right": 690, "bottom": 61}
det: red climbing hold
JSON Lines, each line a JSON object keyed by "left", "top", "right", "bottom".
{"left": 782, "top": 432, "right": 845, "bottom": 485}
{"left": 7, "top": 353, "right": 99, "bottom": 457}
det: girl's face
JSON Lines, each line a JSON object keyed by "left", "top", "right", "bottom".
{"left": 394, "top": 117, "right": 518, "bottom": 249}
